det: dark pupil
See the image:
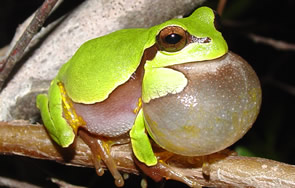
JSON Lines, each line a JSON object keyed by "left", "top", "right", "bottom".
{"left": 165, "top": 33, "right": 182, "bottom": 44}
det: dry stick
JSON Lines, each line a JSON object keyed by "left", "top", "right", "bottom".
{"left": 0, "top": 0, "right": 58, "bottom": 90}
{"left": 0, "top": 176, "right": 40, "bottom": 188}
{"left": 1, "top": 121, "right": 295, "bottom": 187}
{"left": 248, "top": 33, "right": 295, "bottom": 51}
{"left": 217, "top": 0, "right": 227, "bottom": 16}
{"left": 50, "top": 178, "right": 87, "bottom": 188}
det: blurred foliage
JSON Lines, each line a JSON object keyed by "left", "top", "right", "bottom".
{"left": 0, "top": 0, "right": 294, "bottom": 187}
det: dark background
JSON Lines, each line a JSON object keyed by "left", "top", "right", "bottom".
{"left": 0, "top": 0, "right": 294, "bottom": 187}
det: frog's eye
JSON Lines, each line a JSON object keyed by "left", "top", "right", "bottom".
{"left": 157, "top": 26, "right": 188, "bottom": 52}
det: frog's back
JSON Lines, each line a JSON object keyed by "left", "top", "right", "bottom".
{"left": 59, "top": 28, "right": 149, "bottom": 104}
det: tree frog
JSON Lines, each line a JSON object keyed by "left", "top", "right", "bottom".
{"left": 37, "top": 6, "right": 261, "bottom": 187}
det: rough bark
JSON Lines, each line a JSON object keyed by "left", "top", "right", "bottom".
{"left": 1, "top": 121, "right": 294, "bottom": 187}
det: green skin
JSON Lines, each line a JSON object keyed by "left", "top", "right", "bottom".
{"left": 37, "top": 7, "right": 228, "bottom": 166}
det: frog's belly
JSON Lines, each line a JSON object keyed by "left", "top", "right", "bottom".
{"left": 73, "top": 69, "right": 143, "bottom": 138}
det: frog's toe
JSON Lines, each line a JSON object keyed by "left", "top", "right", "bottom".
{"left": 201, "top": 156, "right": 211, "bottom": 177}
{"left": 79, "top": 130, "right": 124, "bottom": 187}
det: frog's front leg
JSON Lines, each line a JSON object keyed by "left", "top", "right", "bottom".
{"left": 37, "top": 79, "right": 124, "bottom": 187}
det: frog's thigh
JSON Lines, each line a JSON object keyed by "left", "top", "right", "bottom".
{"left": 36, "top": 94, "right": 59, "bottom": 142}
{"left": 37, "top": 79, "right": 75, "bottom": 147}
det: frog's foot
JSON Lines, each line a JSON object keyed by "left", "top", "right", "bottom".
{"left": 79, "top": 130, "right": 124, "bottom": 187}
{"left": 133, "top": 156, "right": 202, "bottom": 188}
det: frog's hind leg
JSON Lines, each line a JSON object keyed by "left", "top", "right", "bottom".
{"left": 36, "top": 79, "right": 75, "bottom": 147}
{"left": 57, "top": 81, "right": 124, "bottom": 187}
{"left": 79, "top": 130, "right": 124, "bottom": 187}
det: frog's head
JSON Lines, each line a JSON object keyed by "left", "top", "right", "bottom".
{"left": 144, "top": 6, "right": 228, "bottom": 69}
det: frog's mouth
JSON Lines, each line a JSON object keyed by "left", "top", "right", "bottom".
{"left": 167, "top": 51, "right": 229, "bottom": 72}
{"left": 168, "top": 52, "right": 229, "bottom": 71}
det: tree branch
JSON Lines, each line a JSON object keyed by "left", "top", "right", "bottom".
{"left": 0, "top": 176, "right": 40, "bottom": 188}
{"left": 1, "top": 121, "right": 295, "bottom": 187}
{"left": 0, "top": 0, "right": 58, "bottom": 90}
{"left": 248, "top": 33, "right": 295, "bottom": 51}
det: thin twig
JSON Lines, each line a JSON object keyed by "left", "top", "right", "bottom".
{"left": 51, "top": 178, "right": 87, "bottom": 188}
{"left": 0, "top": 176, "right": 40, "bottom": 188}
{"left": 217, "top": 0, "right": 227, "bottom": 15}
{"left": 0, "top": 0, "right": 59, "bottom": 90}
{"left": 263, "top": 77, "right": 295, "bottom": 96}
{"left": 1, "top": 121, "right": 295, "bottom": 187}
{"left": 248, "top": 33, "right": 295, "bottom": 51}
